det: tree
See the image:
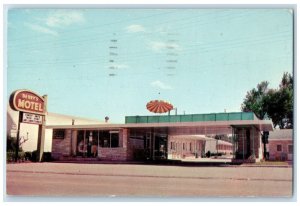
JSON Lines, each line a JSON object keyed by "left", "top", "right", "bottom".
{"left": 7, "top": 134, "right": 27, "bottom": 162}
{"left": 7, "top": 135, "right": 17, "bottom": 152}
{"left": 7, "top": 134, "right": 27, "bottom": 152}
{"left": 241, "top": 81, "right": 270, "bottom": 119}
{"left": 241, "top": 72, "right": 293, "bottom": 129}
{"left": 267, "top": 72, "right": 293, "bottom": 128}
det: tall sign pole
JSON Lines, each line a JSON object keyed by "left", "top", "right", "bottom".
{"left": 36, "top": 95, "right": 47, "bottom": 162}
{"left": 15, "top": 112, "right": 23, "bottom": 162}
{"left": 9, "top": 90, "right": 47, "bottom": 162}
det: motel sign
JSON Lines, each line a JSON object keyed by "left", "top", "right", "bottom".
{"left": 22, "top": 113, "right": 43, "bottom": 125}
{"left": 9, "top": 89, "right": 47, "bottom": 162}
{"left": 10, "top": 90, "right": 46, "bottom": 115}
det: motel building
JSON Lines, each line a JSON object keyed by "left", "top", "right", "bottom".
{"left": 47, "top": 112, "right": 274, "bottom": 163}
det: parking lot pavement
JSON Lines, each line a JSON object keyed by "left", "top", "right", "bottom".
{"left": 6, "top": 163, "right": 293, "bottom": 197}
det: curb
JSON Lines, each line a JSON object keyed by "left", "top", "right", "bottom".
{"left": 238, "top": 164, "right": 292, "bottom": 168}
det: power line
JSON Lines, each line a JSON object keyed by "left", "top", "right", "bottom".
{"left": 8, "top": 31, "right": 291, "bottom": 68}
{"left": 8, "top": 9, "right": 263, "bottom": 50}
{"left": 9, "top": 27, "right": 291, "bottom": 65}
{"left": 8, "top": 9, "right": 179, "bottom": 42}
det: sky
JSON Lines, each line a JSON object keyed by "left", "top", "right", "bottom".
{"left": 6, "top": 8, "right": 293, "bottom": 123}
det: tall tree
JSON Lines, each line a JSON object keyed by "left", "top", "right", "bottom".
{"left": 267, "top": 72, "right": 293, "bottom": 128}
{"left": 241, "top": 81, "right": 269, "bottom": 119}
{"left": 241, "top": 72, "right": 293, "bottom": 129}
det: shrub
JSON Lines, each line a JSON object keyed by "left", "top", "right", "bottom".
{"left": 30, "top": 150, "right": 53, "bottom": 162}
{"left": 6, "top": 151, "right": 26, "bottom": 162}
{"left": 6, "top": 151, "right": 15, "bottom": 162}
{"left": 25, "top": 152, "right": 32, "bottom": 161}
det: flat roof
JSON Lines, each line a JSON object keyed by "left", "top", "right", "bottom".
{"left": 46, "top": 119, "right": 274, "bottom": 132}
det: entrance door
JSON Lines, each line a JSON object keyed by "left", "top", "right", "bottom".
{"left": 76, "top": 130, "right": 98, "bottom": 158}
{"left": 76, "top": 130, "right": 86, "bottom": 157}
{"left": 154, "top": 134, "right": 168, "bottom": 160}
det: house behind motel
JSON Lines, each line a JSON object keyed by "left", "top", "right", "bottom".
{"left": 268, "top": 129, "right": 293, "bottom": 161}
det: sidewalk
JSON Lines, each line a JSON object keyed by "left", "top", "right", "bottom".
{"left": 11, "top": 158, "right": 292, "bottom": 168}
{"left": 240, "top": 161, "right": 292, "bottom": 168}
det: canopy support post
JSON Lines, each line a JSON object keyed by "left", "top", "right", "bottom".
{"left": 242, "top": 128, "right": 245, "bottom": 160}
{"left": 252, "top": 126, "right": 254, "bottom": 157}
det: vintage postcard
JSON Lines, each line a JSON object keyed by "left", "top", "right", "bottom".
{"left": 5, "top": 6, "right": 294, "bottom": 200}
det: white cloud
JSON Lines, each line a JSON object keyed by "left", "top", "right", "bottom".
{"left": 148, "top": 41, "right": 166, "bottom": 52}
{"left": 46, "top": 10, "right": 85, "bottom": 28}
{"left": 24, "top": 23, "right": 58, "bottom": 36}
{"left": 148, "top": 41, "right": 181, "bottom": 53}
{"left": 126, "top": 24, "right": 146, "bottom": 33}
{"left": 151, "top": 80, "right": 172, "bottom": 90}
{"left": 154, "top": 26, "right": 170, "bottom": 35}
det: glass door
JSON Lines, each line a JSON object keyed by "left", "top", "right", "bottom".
{"left": 87, "top": 130, "right": 99, "bottom": 157}
{"left": 154, "top": 134, "right": 168, "bottom": 160}
{"left": 76, "top": 130, "right": 99, "bottom": 157}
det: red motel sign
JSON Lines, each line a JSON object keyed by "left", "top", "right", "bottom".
{"left": 9, "top": 90, "right": 46, "bottom": 115}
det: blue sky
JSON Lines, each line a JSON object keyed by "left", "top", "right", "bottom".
{"left": 6, "top": 9, "right": 293, "bottom": 123}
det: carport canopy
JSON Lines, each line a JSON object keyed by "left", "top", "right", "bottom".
{"left": 47, "top": 112, "right": 274, "bottom": 135}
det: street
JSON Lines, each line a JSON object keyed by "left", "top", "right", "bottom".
{"left": 6, "top": 162, "right": 292, "bottom": 197}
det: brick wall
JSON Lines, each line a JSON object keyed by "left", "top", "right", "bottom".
{"left": 97, "top": 128, "right": 132, "bottom": 161}
{"left": 98, "top": 147, "right": 127, "bottom": 160}
{"left": 51, "top": 129, "right": 71, "bottom": 160}
{"left": 268, "top": 139, "right": 292, "bottom": 161}
{"left": 52, "top": 128, "right": 132, "bottom": 161}
{"left": 97, "top": 128, "right": 130, "bottom": 160}
{"left": 124, "top": 128, "right": 134, "bottom": 160}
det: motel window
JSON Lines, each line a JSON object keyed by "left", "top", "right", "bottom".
{"left": 171, "top": 142, "right": 174, "bottom": 150}
{"left": 277, "top": 145, "right": 282, "bottom": 152}
{"left": 99, "top": 131, "right": 110, "bottom": 147}
{"left": 99, "top": 130, "right": 119, "bottom": 148}
{"left": 190, "top": 142, "right": 192, "bottom": 151}
{"left": 288, "top": 145, "right": 293, "bottom": 154}
{"left": 183, "top": 143, "right": 185, "bottom": 150}
{"left": 110, "top": 133, "right": 119, "bottom": 148}
{"left": 76, "top": 130, "right": 86, "bottom": 155}
{"left": 53, "top": 129, "right": 65, "bottom": 139}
